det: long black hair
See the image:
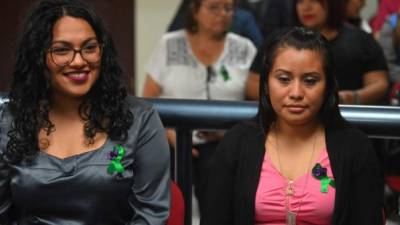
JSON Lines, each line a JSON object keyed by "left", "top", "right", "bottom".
{"left": 258, "top": 26, "right": 347, "bottom": 134}
{"left": 5, "top": 0, "right": 133, "bottom": 163}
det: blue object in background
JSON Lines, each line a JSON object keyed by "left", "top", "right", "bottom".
{"left": 231, "top": 8, "right": 263, "bottom": 48}
{"left": 389, "top": 14, "right": 400, "bottom": 64}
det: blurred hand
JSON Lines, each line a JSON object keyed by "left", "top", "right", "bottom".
{"left": 196, "top": 131, "right": 225, "bottom": 142}
{"left": 192, "top": 148, "right": 200, "bottom": 158}
{"left": 339, "top": 90, "right": 355, "bottom": 104}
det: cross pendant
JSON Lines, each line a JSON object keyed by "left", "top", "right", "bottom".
{"left": 286, "top": 181, "right": 294, "bottom": 196}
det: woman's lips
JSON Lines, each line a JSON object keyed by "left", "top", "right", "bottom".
{"left": 286, "top": 105, "right": 307, "bottom": 114}
{"left": 302, "top": 15, "right": 315, "bottom": 22}
{"left": 65, "top": 71, "right": 89, "bottom": 82}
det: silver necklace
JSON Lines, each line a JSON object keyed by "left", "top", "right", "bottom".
{"left": 274, "top": 126, "right": 317, "bottom": 225}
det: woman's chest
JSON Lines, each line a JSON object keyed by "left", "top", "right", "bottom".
{"left": 9, "top": 141, "right": 135, "bottom": 211}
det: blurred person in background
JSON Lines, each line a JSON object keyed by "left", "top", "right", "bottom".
{"left": 238, "top": 0, "right": 294, "bottom": 38}
{"left": 249, "top": 0, "right": 389, "bottom": 104}
{"left": 370, "top": 0, "right": 400, "bottom": 39}
{"left": 346, "top": 0, "right": 372, "bottom": 33}
{"left": 294, "top": 0, "right": 389, "bottom": 105}
{"left": 143, "top": 0, "right": 257, "bottom": 215}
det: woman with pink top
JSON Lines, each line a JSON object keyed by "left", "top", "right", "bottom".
{"left": 201, "top": 27, "right": 384, "bottom": 225}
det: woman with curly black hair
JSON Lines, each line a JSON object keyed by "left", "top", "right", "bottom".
{"left": 0, "top": 0, "right": 170, "bottom": 224}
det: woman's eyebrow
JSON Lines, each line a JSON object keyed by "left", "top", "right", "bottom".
{"left": 302, "top": 72, "right": 323, "bottom": 78}
{"left": 274, "top": 69, "right": 291, "bottom": 74}
{"left": 50, "top": 37, "right": 98, "bottom": 45}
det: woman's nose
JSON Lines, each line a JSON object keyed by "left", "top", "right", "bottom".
{"left": 289, "top": 81, "right": 304, "bottom": 100}
{"left": 69, "top": 51, "right": 86, "bottom": 67}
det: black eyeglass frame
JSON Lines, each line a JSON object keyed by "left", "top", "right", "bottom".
{"left": 47, "top": 43, "right": 104, "bottom": 67}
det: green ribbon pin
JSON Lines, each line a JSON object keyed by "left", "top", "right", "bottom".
{"left": 312, "top": 163, "right": 335, "bottom": 193}
{"left": 320, "top": 177, "right": 335, "bottom": 193}
{"left": 107, "top": 144, "right": 126, "bottom": 174}
{"left": 219, "top": 65, "right": 230, "bottom": 81}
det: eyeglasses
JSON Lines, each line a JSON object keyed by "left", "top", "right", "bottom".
{"left": 47, "top": 41, "right": 103, "bottom": 67}
{"left": 203, "top": 3, "right": 234, "bottom": 15}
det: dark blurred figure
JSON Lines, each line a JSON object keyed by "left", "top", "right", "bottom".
{"left": 237, "top": 0, "right": 294, "bottom": 38}
{"left": 345, "top": 0, "right": 372, "bottom": 33}
{"left": 249, "top": 0, "right": 389, "bottom": 103}
{"left": 294, "top": 0, "right": 389, "bottom": 105}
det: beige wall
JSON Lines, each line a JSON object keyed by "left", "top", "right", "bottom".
{"left": 135, "top": 0, "right": 181, "bottom": 96}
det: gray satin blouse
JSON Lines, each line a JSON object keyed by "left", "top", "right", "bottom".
{"left": 0, "top": 96, "right": 170, "bottom": 225}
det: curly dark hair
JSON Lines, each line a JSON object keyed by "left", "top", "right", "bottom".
{"left": 258, "top": 27, "right": 348, "bottom": 134}
{"left": 5, "top": 0, "right": 133, "bottom": 163}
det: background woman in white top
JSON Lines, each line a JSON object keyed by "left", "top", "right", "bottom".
{"left": 142, "top": 0, "right": 257, "bottom": 215}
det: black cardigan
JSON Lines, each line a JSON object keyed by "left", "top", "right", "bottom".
{"left": 201, "top": 122, "right": 384, "bottom": 225}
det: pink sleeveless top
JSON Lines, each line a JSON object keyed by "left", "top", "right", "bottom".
{"left": 254, "top": 148, "right": 335, "bottom": 225}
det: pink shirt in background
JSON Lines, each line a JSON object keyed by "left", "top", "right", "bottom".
{"left": 370, "top": 0, "right": 400, "bottom": 33}
{"left": 254, "top": 148, "right": 335, "bottom": 225}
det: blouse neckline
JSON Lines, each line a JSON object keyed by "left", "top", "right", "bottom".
{"left": 39, "top": 137, "right": 111, "bottom": 161}
{"left": 265, "top": 147, "right": 328, "bottom": 184}
{"left": 184, "top": 30, "right": 228, "bottom": 68}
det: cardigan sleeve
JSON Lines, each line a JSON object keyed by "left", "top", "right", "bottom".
{"left": 348, "top": 132, "right": 384, "bottom": 225}
{"left": 200, "top": 124, "right": 245, "bottom": 225}
{"left": 127, "top": 106, "right": 171, "bottom": 225}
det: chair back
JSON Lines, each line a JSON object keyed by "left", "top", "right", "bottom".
{"left": 167, "top": 181, "right": 185, "bottom": 225}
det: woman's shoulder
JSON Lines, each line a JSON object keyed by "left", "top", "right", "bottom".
{"left": 226, "top": 32, "right": 256, "bottom": 48}
{"left": 339, "top": 24, "right": 376, "bottom": 43}
{"left": 326, "top": 125, "right": 372, "bottom": 158}
{"left": 327, "top": 125, "right": 369, "bottom": 142}
{"left": 124, "top": 95, "right": 154, "bottom": 114}
{"left": 153, "top": 30, "right": 189, "bottom": 56}
{"left": 123, "top": 96, "right": 165, "bottom": 133}
{"left": 224, "top": 121, "right": 262, "bottom": 141}
{"left": 224, "top": 32, "right": 257, "bottom": 64}
{"left": 160, "top": 29, "right": 187, "bottom": 43}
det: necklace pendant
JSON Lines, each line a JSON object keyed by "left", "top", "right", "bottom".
{"left": 286, "top": 181, "right": 294, "bottom": 196}
{"left": 286, "top": 211, "right": 297, "bottom": 225}
{"left": 286, "top": 187, "right": 294, "bottom": 196}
